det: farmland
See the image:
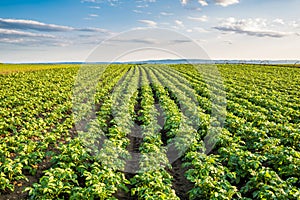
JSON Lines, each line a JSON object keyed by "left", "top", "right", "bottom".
{"left": 0, "top": 63, "right": 299, "bottom": 200}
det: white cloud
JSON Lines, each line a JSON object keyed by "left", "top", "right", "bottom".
{"left": 81, "top": 0, "right": 121, "bottom": 6}
{"left": 273, "top": 18, "right": 284, "bottom": 25}
{"left": 78, "top": 27, "right": 111, "bottom": 33}
{"left": 214, "top": 17, "right": 293, "bottom": 38}
{"left": 107, "top": 0, "right": 120, "bottom": 6}
{"left": 215, "top": 0, "right": 239, "bottom": 7}
{"left": 81, "top": 0, "right": 97, "bottom": 2}
{"left": 0, "top": 38, "right": 26, "bottom": 44}
{"left": 110, "top": 38, "right": 159, "bottom": 45}
{"left": 0, "top": 18, "right": 73, "bottom": 32}
{"left": 89, "top": 6, "right": 101, "bottom": 9}
{"left": 89, "top": 14, "right": 99, "bottom": 17}
{"left": 133, "top": 10, "right": 143, "bottom": 13}
{"left": 225, "top": 40, "right": 233, "bottom": 45}
{"left": 198, "top": 0, "right": 208, "bottom": 6}
{"left": 136, "top": 4, "right": 149, "bottom": 8}
{"left": 0, "top": 28, "right": 71, "bottom": 47}
{"left": 289, "top": 20, "right": 299, "bottom": 28}
{"left": 193, "top": 27, "right": 209, "bottom": 33}
{"left": 175, "top": 20, "right": 184, "bottom": 27}
{"left": 160, "top": 12, "right": 174, "bottom": 16}
{"left": 138, "top": 20, "right": 157, "bottom": 27}
{"left": 0, "top": 18, "right": 110, "bottom": 33}
{"left": 181, "top": 0, "right": 239, "bottom": 7}
{"left": 187, "top": 15, "right": 208, "bottom": 22}
{"left": 180, "top": 0, "right": 188, "bottom": 5}
{"left": 0, "top": 28, "right": 55, "bottom": 38}
{"left": 0, "top": 18, "right": 112, "bottom": 47}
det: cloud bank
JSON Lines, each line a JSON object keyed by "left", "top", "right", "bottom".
{"left": 0, "top": 18, "right": 111, "bottom": 46}
{"left": 181, "top": 0, "right": 239, "bottom": 7}
{"left": 138, "top": 20, "right": 157, "bottom": 27}
{"left": 214, "top": 17, "right": 292, "bottom": 38}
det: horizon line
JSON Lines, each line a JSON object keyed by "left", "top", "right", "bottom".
{"left": 1, "top": 59, "right": 299, "bottom": 65}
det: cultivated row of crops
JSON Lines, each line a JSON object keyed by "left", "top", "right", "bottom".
{"left": 0, "top": 64, "right": 299, "bottom": 199}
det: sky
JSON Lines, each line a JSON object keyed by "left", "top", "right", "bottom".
{"left": 0, "top": 0, "right": 299, "bottom": 63}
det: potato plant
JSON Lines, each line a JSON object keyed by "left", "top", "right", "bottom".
{"left": 0, "top": 63, "right": 299, "bottom": 199}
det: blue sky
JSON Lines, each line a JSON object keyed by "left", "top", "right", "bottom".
{"left": 0, "top": 0, "right": 299, "bottom": 62}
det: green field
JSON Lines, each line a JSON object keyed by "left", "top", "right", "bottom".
{"left": 0, "top": 64, "right": 74, "bottom": 74}
{"left": 0, "top": 64, "right": 299, "bottom": 200}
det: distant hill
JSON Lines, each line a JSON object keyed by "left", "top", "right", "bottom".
{"left": 3, "top": 59, "right": 299, "bottom": 65}
{"left": 128, "top": 59, "right": 300, "bottom": 65}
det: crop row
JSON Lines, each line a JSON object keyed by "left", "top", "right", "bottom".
{"left": 0, "top": 63, "right": 299, "bottom": 199}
